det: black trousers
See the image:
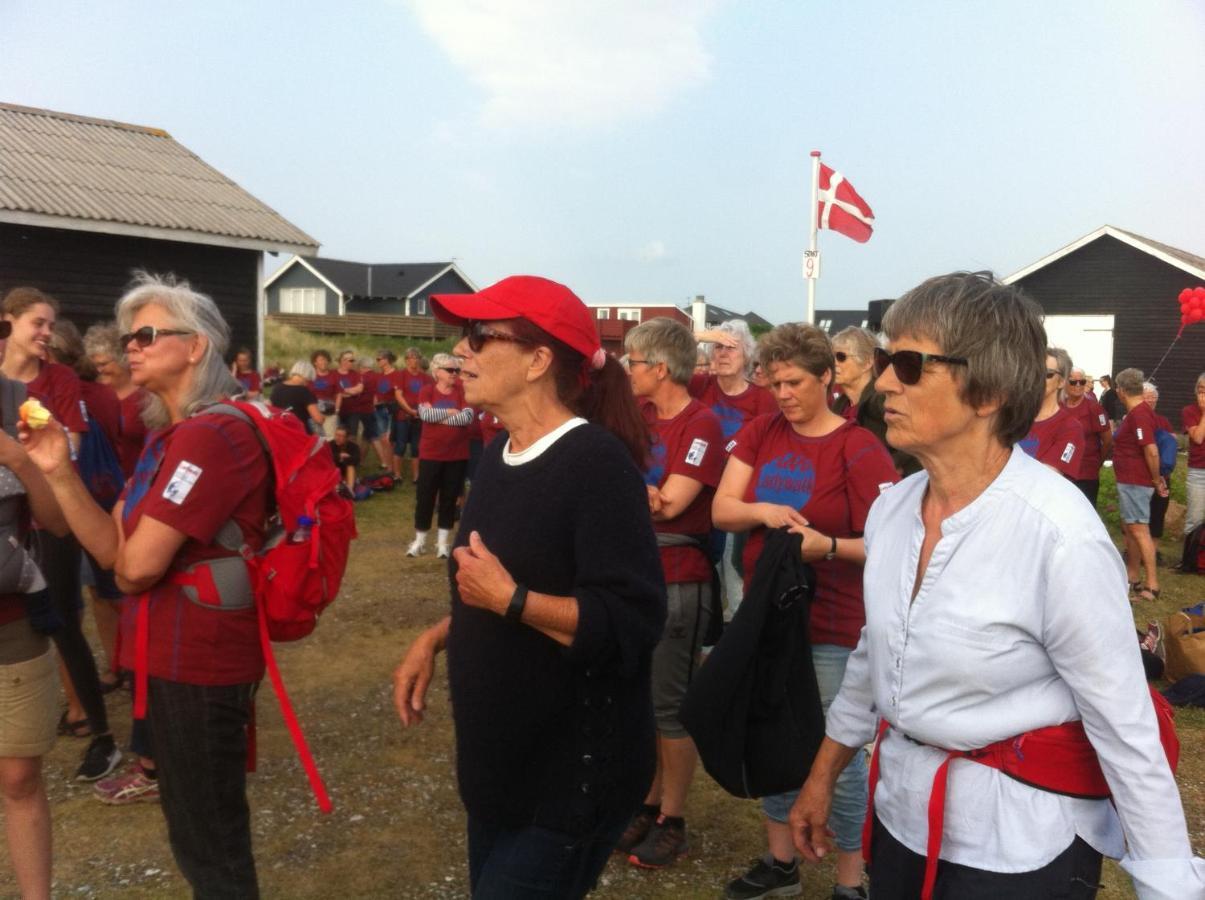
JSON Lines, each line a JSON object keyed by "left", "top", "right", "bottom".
{"left": 415, "top": 458, "right": 467, "bottom": 531}
{"left": 868, "top": 817, "right": 1102, "bottom": 899}
{"left": 148, "top": 677, "right": 259, "bottom": 899}
{"left": 1074, "top": 478, "right": 1100, "bottom": 508}
{"left": 36, "top": 531, "right": 110, "bottom": 735}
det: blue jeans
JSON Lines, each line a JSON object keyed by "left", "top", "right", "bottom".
{"left": 148, "top": 678, "right": 259, "bottom": 899}
{"left": 467, "top": 814, "right": 628, "bottom": 899}
{"left": 760, "top": 643, "right": 868, "bottom": 852}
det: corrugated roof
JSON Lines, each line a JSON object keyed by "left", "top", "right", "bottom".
{"left": 0, "top": 103, "right": 318, "bottom": 253}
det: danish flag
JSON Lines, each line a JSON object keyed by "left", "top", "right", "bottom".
{"left": 817, "top": 163, "right": 875, "bottom": 243}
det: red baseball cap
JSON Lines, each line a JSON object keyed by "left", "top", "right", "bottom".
{"left": 430, "top": 275, "right": 604, "bottom": 366}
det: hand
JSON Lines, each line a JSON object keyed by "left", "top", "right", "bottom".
{"left": 1156, "top": 477, "right": 1169, "bottom": 498}
{"left": 789, "top": 524, "right": 831, "bottom": 562}
{"left": 18, "top": 417, "right": 71, "bottom": 479}
{"left": 453, "top": 531, "right": 514, "bottom": 615}
{"left": 646, "top": 485, "right": 664, "bottom": 516}
{"left": 696, "top": 330, "right": 740, "bottom": 349}
{"left": 393, "top": 634, "right": 438, "bottom": 727}
{"left": 760, "top": 503, "right": 808, "bottom": 530}
{"left": 789, "top": 775, "right": 836, "bottom": 863}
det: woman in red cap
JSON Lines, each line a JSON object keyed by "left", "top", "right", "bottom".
{"left": 393, "top": 276, "right": 665, "bottom": 899}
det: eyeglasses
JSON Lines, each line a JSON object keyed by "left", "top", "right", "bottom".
{"left": 872, "top": 347, "right": 968, "bottom": 385}
{"left": 119, "top": 325, "right": 194, "bottom": 349}
{"left": 833, "top": 351, "right": 849, "bottom": 363}
{"left": 626, "top": 359, "right": 656, "bottom": 368}
{"left": 1067, "top": 379, "right": 1087, "bottom": 386}
{"left": 462, "top": 321, "right": 534, "bottom": 353}
{"left": 438, "top": 366, "right": 460, "bottom": 374}
{"left": 0, "top": 321, "right": 12, "bottom": 340}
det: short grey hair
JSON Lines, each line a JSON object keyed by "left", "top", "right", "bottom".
{"left": 1197, "top": 371, "right": 1205, "bottom": 392}
{"left": 83, "top": 322, "right": 127, "bottom": 369}
{"left": 832, "top": 326, "right": 879, "bottom": 364}
{"left": 708, "top": 319, "right": 756, "bottom": 373}
{"left": 431, "top": 352, "right": 460, "bottom": 371}
{"left": 290, "top": 360, "right": 316, "bottom": 380}
{"left": 1142, "top": 381, "right": 1159, "bottom": 399}
{"left": 403, "top": 346, "right": 421, "bottom": 360}
{"left": 882, "top": 271, "right": 1045, "bottom": 447}
{"left": 116, "top": 271, "right": 239, "bottom": 430}
{"left": 625, "top": 317, "right": 697, "bottom": 385}
{"left": 1114, "top": 368, "right": 1144, "bottom": 397}
{"left": 1047, "top": 347, "right": 1072, "bottom": 382}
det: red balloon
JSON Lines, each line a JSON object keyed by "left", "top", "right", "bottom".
{"left": 1195, "top": 286, "right": 1205, "bottom": 300}
{"left": 1191, "top": 309, "right": 1205, "bottom": 323}
{"left": 1182, "top": 288, "right": 1195, "bottom": 304}
{"left": 1191, "top": 298, "right": 1203, "bottom": 312}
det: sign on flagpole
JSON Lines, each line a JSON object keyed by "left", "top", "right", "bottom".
{"left": 806, "top": 150, "right": 821, "bottom": 325}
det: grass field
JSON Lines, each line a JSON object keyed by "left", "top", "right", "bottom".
{"left": 264, "top": 321, "right": 457, "bottom": 373}
{"left": 3, "top": 461, "right": 1201, "bottom": 897}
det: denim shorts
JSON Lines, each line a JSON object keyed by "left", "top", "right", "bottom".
{"left": 1117, "top": 481, "right": 1154, "bottom": 524}
{"left": 393, "top": 418, "right": 421, "bottom": 457}
{"left": 761, "top": 643, "right": 868, "bottom": 853}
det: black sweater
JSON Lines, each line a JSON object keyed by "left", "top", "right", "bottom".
{"left": 446, "top": 423, "right": 666, "bottom": 835}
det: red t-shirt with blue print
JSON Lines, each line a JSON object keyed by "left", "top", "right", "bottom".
{"left": 235, "top": 369, "right": 261, "bottom": 395}
{"left": 117, "top": 412, "right": 270, "bottom": 685}
{"left": 398, "top": 371, "right": 434, "bottom": 420}
{"left": 729, "top": 414, "right": 898, "bottom": 648}
{"left": 418, "top": 382, "right": 470, "bottom": 461}
{"left": 1020, "top": 406, "right": 1083, "bottom": 478}
{"left": 688, "top": 373, "right": 777, "bottom": 446}
{"left": 311, "top": 370, "right": 337, "bottom": 403}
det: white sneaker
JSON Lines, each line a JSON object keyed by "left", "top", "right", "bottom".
{"left": 406, "top": 537, "right": 426, "bottom": 557}
{"left": 436, "top": 544, "right": 450, "bottom": 559}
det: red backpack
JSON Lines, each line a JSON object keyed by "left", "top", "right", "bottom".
{"left": 133, "top": 400, "right": 357, "bottom": 813}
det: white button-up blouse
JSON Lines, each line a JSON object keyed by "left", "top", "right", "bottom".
{"left": 826, "top": 447, "right": 1204, "bottom": 898}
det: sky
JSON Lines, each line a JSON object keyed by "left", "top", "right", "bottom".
{"left": 3, "top": 0, "right": 1203, "bottom": 323}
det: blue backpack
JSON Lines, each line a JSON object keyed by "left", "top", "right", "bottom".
{"left": 1154, "top": 428, "right": 1178, "bottom": 478}
{"left": 77, "top": 399, "right": 126, "bottom": 511}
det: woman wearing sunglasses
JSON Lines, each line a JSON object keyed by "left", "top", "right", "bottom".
{"left": 407, "top": 352, "right": 472, "bottom": 559}
{"left": 1018, "top": 347, "right": 1083, "bottom": 480}
{"left": 1062, "top": 366, "right": 1112, "bottom": 506}
{"left": 22, "top": 272, "right": 271, "bottom": 897}
{"left": 790, "top": 273, "right": 1201, "bottom": 898}
{"left": 393, "top": 276, "right": 664, "bottom": 899}
{"left": 712, "top": 323, "right": 898, "bottom": 900}
{"left": 0, "top": 288, "right": 120, "bottom": 783}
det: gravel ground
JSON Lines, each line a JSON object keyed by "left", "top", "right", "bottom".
{"left": 2, "top": 484, "right": 1199, "bottom": 898}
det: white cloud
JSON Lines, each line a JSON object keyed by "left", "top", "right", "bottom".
{"left": 408, "top": 0, "right": 718, "bottom": 129}
{"left": 638, "top": 239, "right": 669, "bottom": 262}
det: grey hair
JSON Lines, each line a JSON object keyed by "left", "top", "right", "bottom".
{"left": 625, "top": 317, "right": 697, "bottom": 385}
{"left": 1069, "top": 366, "right": 1086, "bottom": 379}
{"left": 1142, "top": 380, "right": 1159, "bottom": 399}
{"left": 832, "top": 326, "right": 879, "bottom": 364}
{"left": 709, "top": 319, "right": 756, "bottom": 373}
{"left": 357, "top": 356, "right": 373, "bottom": 369}
{"left": 290, "top": 360, "right": 316, "bottom": 380}
{"left": 115, "top": 271, "right": 239, "bottom": 430}
{"left": 403, "top": 346, "right": 421, "bottom": 360}
{"left": 1114, "top": 368, "right": 1144, "bottom": 397}
{"left": 338, "top": 348, "right": 357, "bottom": 362}
{"left": 430, "top": 352, "right": 460, "bottom": 370}
{"left": 882, "top": 271, "right": 1046, "bottom": 447}
{"left": 1197, "top": 372, "right": 1205, "bottom": 392}
{"left": 1047, "top": 347, "right": 1072, "bottom": 382}
{"left": 83, "top": 322, "right": 128, "bottom": 370}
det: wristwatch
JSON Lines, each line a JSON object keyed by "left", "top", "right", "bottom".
{"left": 824, "top": 536, "right": 838, "bottom": 561}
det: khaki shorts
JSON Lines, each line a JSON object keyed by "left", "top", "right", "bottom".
{"left": 0, "top": 648, "right": 58, "bottom": 757}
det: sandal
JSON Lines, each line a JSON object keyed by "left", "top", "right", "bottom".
{"left": 57, "top": 711, "right": 92, "bottom": 738}
{"left": 1136, "top": 586, "right": 1161, "bottom": 602}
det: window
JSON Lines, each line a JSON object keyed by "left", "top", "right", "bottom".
{"left": 617, "top": 308, "right": 641, "bottom": 322}
{"left": 280, "top": 287, "right": 324, "bottom": 314}
{"left": 596, "top": 308, "right": 611, "bottom": 320}
{"left": 818, "top": 318, "right": 832, "bottom": 331}
{"left": 415, "top": 297, "right": 427, "bottom": 316}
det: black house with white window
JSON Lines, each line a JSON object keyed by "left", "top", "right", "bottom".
{"left": 264, "top": 256, "right": 476, "bottom": 318}
{"left": 1003, "top": 225, "right": 1205, "bottom": 417}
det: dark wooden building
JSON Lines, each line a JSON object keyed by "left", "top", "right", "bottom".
{"left": 1004, "top": 226, "right": 1205, "bottom": 417}
{"left": 0, "top": 103, "right": 318, "bottom": 363}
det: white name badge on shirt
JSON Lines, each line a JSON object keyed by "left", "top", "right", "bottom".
{"left": 1137, "top": 427, "right": 1145, "bottom": 440}
{"left": 1060, "top": 443, "right": 1076, "bottom": 463}
{"left": 163, "top": 461, "right": 203, "bottom": 505}
{"left": 725, "top": 439, "right": 738, "bottom": 454}
{"left": 1097, "top": 414, "right": 1106, "bottom": 426}
{"left": 685, "top": 438, "right": 709, "bottom": 466}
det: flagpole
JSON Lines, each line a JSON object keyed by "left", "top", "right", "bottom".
{"left": 807, "top": 150, "right": 821, "bottom": 324}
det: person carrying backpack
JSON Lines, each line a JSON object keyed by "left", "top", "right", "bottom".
{"left": 23, "top": 273, "right": 272, "bottom": 897}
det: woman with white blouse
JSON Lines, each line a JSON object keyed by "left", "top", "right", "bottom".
{"left": 789, "top": 272, "right": 1203, "bottom": 899}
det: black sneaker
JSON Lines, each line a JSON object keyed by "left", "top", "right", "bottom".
{"left": 613, "top": 805, "right": 659, "bottom": 854}
{"left": 76, "top": 734, "right": 122, "bottom": 782}
{"left": 724, "top": 857, "right": 801, "bottom": 899}
{"left": 832, "top": 885, "right": 868, "bottom": 900}
{"left": 628, "top": 815, "right": 688, "bottom": 868}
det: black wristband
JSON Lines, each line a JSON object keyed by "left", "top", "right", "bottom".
{"left": 506, "top": 584, "right": 529, "bottom": 623}
{"left": 824, "top": 535, "right": 838, "bottom": 561}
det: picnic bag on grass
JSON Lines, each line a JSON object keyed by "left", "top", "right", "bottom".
{"left": 1164, "top": 603, "right": 1205, "bottom": 683}
{"left": 133, "top": 400, "right": 357, "bottom": 813}
{"left": 1179, "top": 522, "right": 1205, "bottom": 574}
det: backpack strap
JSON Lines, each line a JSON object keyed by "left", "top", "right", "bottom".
{"left": 1, "top": 377, "right": 27, "bottom": 439}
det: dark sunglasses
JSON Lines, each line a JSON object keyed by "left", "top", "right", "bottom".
{"left": 873, "top": 346, "right": 968, "bottom": 385}
{"left": 438, "top": 366, "right": 460, "bottom": 374}
{"left": 1067, "top": 379, "right": 1087, "bottom": 386}
{"left": 462, "top": 320, "right": 534, "bottom": 353}
{"left": 0, "top": 321, "right": 11, "bottom": 340}
{"left": 119, "top": 325, "right": 194, "bottom": 350}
